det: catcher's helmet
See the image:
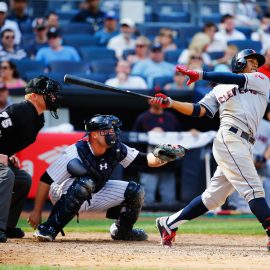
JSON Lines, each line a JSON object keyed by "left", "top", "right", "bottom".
{"left": 231, "top": 49, "right": 265, "bottom": 73}
{"left": 85, "top": 115, "right": 122, "bottom": 132}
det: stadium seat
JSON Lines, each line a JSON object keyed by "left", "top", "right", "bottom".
{"left": 157, "top": 12, "right": 190, "bottom": 23}
{"left": 228, "top": 39, "right": 262, "bottom": 52}
{"left": 73, "top": 72, "right": 109, "bottom": 83}
{"left": 201, "top": 14, "right": 221, "bottom": 24}
{"left": 208, "top": 51, "right": 225, "bottom": 60}
{"left": 49, "top": 60, "right": 90, "bottom": 73}
{"left": 236, "top": 27, "right": 253, "bottom": 39}
{"left": 12, "top": 59, "right": 45, "bottom": 79}
{"left": 122, "top": 49, "right": 135, "bottom": 60}
{"left": 178, "top": 26, "right": 201, "bottom": 44}
{"left": 78, "top": 46, "right": 116, "bottom": 61}
{"left": 164, "top": 49, "right": 183, "bottom": 64}
{"left": 60, "top": 23, "right": 94, "bottom": 35}
{"left": 152, "top": 76, "right": 173, "bottom": 89}
{"left": 56, "top": 9, "right": 78, "bottom": 23}
{"left": 90, "top": 59, "right": 117, "bottom": 75}
{"left": 63, "top": 34, "right": 98, "bottom": 48}
{"left": 137, "top": 24, "right": 166, "bottom": 37}
{"left": 24, "top": 71, "right": 48, "bottom": 82}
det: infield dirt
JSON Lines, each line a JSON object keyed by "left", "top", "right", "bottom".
{"left": 1, "top": 232, "right": 270, "bottom": 269}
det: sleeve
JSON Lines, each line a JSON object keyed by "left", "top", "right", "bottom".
{"left": 119, "top": 144, "right": 139, "bottom": 168}
{"left": 129, "top": 152, "right": 148, "bottom": 167}
{"left": 40, "top": 171, "right": 54, "bottom": 185}
{"left": 0, "top": 109, "right": 16, "bottom": 135}
{"left": 203, "top": 72, "right": 246, "bottom": 88}
{"left": 131, "top": 62, "right": 144, "bottom": 76}
{"left": 243, "top": 72, "right": 270, "bottom": 96}
{"left": 198, "top": 89, "right": 219, "bottom": 118}
{"left": 71, "top": 47, "right": 81, "bottom": 61}
{"left": 46, "top": 145, "right": 79, "bottom": 183}
{"left": 138, "top": 77, "right": 147, "bottom": 89}
{"left": 35, "top": 49, "right": 44, "bottom": 62}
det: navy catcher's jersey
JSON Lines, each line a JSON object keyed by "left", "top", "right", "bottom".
{"left": 46, "top": 140, "right": 139, "bottom": 192}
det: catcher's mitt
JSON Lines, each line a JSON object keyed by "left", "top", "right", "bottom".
{"left": 153, "top": 144, "right": 186, "bottom": 162}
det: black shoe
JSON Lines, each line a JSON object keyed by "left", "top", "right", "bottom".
{"left": 110, "top": 223, "right": 148, "bottom": 241}
{"left": 0, "top": 229, "right": 7, "bottom": 242}
{"left": 6, "top": 227, "right": 25, "bottom": 238}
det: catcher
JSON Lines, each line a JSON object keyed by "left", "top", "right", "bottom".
{"left": 28, "top": 114, "right": 185, "bottom": 242}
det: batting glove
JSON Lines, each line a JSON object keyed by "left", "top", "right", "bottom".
{"left": 150, "top": 93, "right": 173, "bottom": 109}
{"left": 176, "top": 65, "right": 202, "bottom": 86}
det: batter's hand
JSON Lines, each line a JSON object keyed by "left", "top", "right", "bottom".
{"left": 0, "top": 153, "right": 8, "bottom": 166}
{"left": 27, "top": 210, "right": 42, "bottom": 230}
{"left": 9, "top": 155, "right": 20, "bottom": 168}
{"left": 176, "top": 65, "right": 201, "bottom": 85}
{"left": 150, "top": 93, "right": 173, "bottom": 109}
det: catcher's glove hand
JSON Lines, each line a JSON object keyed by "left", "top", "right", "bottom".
{"left": 153, "top": 144, "right": 187, "bottom": 162}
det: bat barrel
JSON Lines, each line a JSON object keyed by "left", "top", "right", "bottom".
{"left": 64, "top": 74, "right": 152, "bottom": 99}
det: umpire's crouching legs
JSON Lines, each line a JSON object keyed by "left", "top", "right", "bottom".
{"left": 107, "top": 181, "right": 148, "bottom": 241}
{"left": 0, "top": 164, "right": 15, "bottom": 242}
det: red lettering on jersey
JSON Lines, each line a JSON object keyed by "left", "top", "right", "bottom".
{"left": 218, "top": 87, "right": 237, "bottom": 103}
{"left": 254, "top": 73, "right": 265, "bottom": 80}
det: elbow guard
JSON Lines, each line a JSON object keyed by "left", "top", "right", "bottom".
{"left": 191, "top": 103, "right": 201, "bottom": 117}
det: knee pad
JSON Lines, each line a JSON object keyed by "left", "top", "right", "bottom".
{"left": 46, "top": 176, "right": 95, "bottom": 232}
{"left": 65, "top": 176, "right": 95, "bottom": 212}
{"left": 124, "top": 181, "right": 145, "bottom": 208}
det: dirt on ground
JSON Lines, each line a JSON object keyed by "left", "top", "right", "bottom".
{"left": 1, "top": 232, "right": 270, "bottom": 269}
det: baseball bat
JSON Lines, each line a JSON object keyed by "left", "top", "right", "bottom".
{"left": 64, "top": 74, "right": 152, "bottom": 100}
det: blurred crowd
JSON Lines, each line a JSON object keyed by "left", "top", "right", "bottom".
{"left": 0, "top": 0, "right": 270, "bottom": 99}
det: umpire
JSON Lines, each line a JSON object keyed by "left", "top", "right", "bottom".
{"left": 0, "top": 75, "right": 61, "bottom": 242}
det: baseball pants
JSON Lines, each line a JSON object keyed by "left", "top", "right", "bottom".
{"left": 0, "top": 164, "right": 31, "bottom": 230}
{"left": 49, "top": 179, "right": 129, "bottom": 212}
{"left": 202, "top": 128, "right": 264, "bottom": 210}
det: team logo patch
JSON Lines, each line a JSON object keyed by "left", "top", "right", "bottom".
{"left": 99, "top": 163, "right": 108, "bottom": 171}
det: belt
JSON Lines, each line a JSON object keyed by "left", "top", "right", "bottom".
{"left": 228, "top": 126, "right": 255, "bottom": 144}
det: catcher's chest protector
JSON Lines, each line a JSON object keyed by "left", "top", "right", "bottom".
{"left": 76, "top": 140, "right": 127, "bottom": 191}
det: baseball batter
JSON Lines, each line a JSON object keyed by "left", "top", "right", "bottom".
{"left": 28, "top": 114, "right": 181, "bottom": 242}
{"left": 150, "top": 49, "right": 270, "bottom": 250}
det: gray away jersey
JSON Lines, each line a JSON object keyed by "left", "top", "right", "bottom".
{"left": 46, "top": 143, "right": 139, "bottom": 185}
{"left": 199, "top": 72, "right": 270, "bottom": 136}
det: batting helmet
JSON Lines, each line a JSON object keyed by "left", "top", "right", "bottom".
{"left": 85, "top": 115, "right": 122, "bottom": 132}
{"left": 231, "top": 49, "right": 265, "bottom": 73}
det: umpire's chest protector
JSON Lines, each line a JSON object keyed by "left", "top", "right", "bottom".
{"left": 75, "top": 140, "right": 127, "bottom": 191}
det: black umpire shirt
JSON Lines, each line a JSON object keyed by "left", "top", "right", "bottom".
{"left": 0, "top": 101, "right": 44, "bottom": 157}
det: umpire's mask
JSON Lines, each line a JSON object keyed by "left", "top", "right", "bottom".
{"left": 25, "top": 76, "right": 62, "bottom": 119}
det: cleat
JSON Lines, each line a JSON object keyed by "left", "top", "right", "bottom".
{"left": 156, "top": 217, "right": 176, "bottom": 248}
{"left": 110, "top": 223, "right": 148, "bottom": 241}
{"left": 33, "top": 230, "right": 53, "bottom": 242}
{"left": 6, "top": 227, "right": 25, "bottom": 238}
{"left": 33, "top": 223, "right": 57, "bottom": 242}
{"left": 0, "top": 229, "right": 7, "bottom": 243}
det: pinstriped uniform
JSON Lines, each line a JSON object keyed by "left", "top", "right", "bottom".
{"left": 198, "top": 72, "right": 270, "bottom": 209}
{"left": 47, "top": 143, "right": 139, "bottom": 212}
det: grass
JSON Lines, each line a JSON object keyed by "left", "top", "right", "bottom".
{"left": 17, "top": 212, "right": 263, "bottom": 236}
